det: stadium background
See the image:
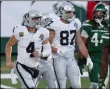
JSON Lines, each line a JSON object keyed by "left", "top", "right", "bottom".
{"left": 1, "top": 1, "right": 109, "bottom": 88}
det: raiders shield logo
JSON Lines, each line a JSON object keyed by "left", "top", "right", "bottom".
{"left": 39, "top": 34, "right": 44, "bottom": 40}
{"left": 19, "top": 32, "right": 24, "bottom": 37}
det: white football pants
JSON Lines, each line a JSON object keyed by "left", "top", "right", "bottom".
{"left": 53, "top": 56, "right": 81, "bottom": 89}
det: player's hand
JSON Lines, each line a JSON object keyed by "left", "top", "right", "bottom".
{"left": 6, "top": 61, "right": 14, "bottom": 69}
{"left": 78, "top": 58, "right": 86, "bottom": 75}
{"left": 57, "top": 49, "right": 65, "bottom": 57}
{"left": 86, "top": 56, "right": 93, "bottom": 71}
{"left": 32, "top": 51, "right": 40, "bottom": 58}
{"left": 97, "top": 79, "right": 105, "bottom": 89}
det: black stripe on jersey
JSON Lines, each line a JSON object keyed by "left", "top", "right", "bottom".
{"left": 53, "top": 58, "right": 60, "bottom": 89}
{"left": 12, "top": 27, "right": 15, "bottom": 33}
{"left": 13, "top": 26, "right": 18, "bottom": 33}
{"left": 16, "top": 62, "right": 30, "bottom": 89}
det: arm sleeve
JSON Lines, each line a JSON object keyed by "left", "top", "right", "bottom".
{"left": 80, "top": 22, "right": 89, "bottom": 38}
{"left": 74, "top": 18, "right": 81, "bottom": 32}
{"left": 41, "top": 42, "right": 52, "bottom": 57}
{"left": 81, "top": 29, "right": 89, "bottom": 38}
{"left": 43, "top": 29, "right": 50, "bottom": 40}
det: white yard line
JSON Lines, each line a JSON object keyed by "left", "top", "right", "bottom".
{"left": 1, "top": 73, "right": 18, "bottom": 79}
{"left": 0, "top": 72, "right": 89, "bottom": 89}
{"left": 1, "top": 72, "right": 89, "bottom": 79}
{"left": 1, "top": 84, "right": 16, "bottom": 89}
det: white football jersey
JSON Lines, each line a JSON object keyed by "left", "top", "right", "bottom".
{"left": 47, "top": 18, "right": 81, "bottom": 57}
{"left": 13, "top": 25, "right": 49, "bottom": 67}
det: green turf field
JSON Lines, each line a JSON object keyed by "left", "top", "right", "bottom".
{"left": 1, "top": 55, "right": 109, "bottom": 88}
{"left": 1, "top": 55, "right": 91, "bottom": 88}
{"left": 1, "top": 78, "right": 90, "bottom": 88}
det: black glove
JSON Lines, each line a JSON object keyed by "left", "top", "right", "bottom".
{"left": 78, "top": 57, "right": 87, "bottom": 75}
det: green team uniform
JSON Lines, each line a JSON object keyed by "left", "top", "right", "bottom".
{"left": 80, "top": 20, "right": 109, "bottom": 83}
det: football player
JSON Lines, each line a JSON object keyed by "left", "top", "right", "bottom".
{"left": 78, "top": 2, "right": 109, "bottom": 89}
{"left": 34, "top": 13, "right": 58, "bottom": 89}
{"left": 45, "top": 1, "right": 93, "bottom": 88}
{"left": 5, "top": 10, "right": 52, "bottom": 89}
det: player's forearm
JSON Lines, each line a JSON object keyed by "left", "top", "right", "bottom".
{"left": 100, "top": 45, "right": 109, "bottom": 79}
{"left": 100, "top": 61, "right": 108, "bottom": 79}
{"left": 76, "top": 31, "right": 89, "bottom": 58}
{"left": 51, "top": 46, "right": 58, "bottom": 53}
{"left": 78, "top": 50, "right": 84, "bottom": 59}
{"left": 78, "top": 40, "right": 89, "bottom": 58}
{"left": 5, "top": 45, "right": 12, "bottom": 62}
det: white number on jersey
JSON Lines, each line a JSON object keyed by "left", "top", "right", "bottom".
{"left": 91, "top": 33, "right": 103, "bottom": 46}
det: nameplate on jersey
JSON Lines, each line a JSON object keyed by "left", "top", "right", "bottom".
{"left": 39, "top": 34, "right": 44, "bottom": 40}
{"left": 19, "top": 32, "right": 24, "bottom": 37}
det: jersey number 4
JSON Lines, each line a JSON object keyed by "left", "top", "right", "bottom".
{"left": 91, "top": 33, "right": 103, "bottom": 46}
{"left": 26, "top": 42, "right": 35, "bottom": 52}
{"left": 60, "top": 30, "right": 76, "bottom": 45}
{"left": 26, "top": 42, "right": 35, "bottom": 57}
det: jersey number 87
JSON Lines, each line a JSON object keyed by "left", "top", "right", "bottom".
{"left": 60, "top": 30, "right": 76, "bottom": 45}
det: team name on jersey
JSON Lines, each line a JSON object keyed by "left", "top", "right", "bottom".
{"left": 91, "top": 30, "right": 108, "bottom": 33}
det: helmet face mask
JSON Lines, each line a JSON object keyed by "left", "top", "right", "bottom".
{"left": 93, "top": 10, "right": 104, "bottom": 19}
{"left": 22, "top": 10, "right": 42, "bottom": 27}
{"left": 32, "top": 17, "right": 41, "bottom": 25}
{"left": 60, "top": 2, "right": 75, "bottom": 22}
{"left": 93, "top": 2, "right": 108, "bottom": 21}
{"left": 53, "top": 1, "right": 75, "bottom": 22}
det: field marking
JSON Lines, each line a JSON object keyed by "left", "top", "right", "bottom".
{"left": 1, "top": 72, "right": 89, "bottom": 79}
{"left": 0, "top": 72, "right": 89, "bottom": 89}
{"left": 1, "top": 84, "right": 16, "bottom": 89}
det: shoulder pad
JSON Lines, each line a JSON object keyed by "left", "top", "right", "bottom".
{"left": 13, "top": 25, "right": 26, "bottom": 33}
{"left": 82, "top": 20, "right": 92, "bottom": 26}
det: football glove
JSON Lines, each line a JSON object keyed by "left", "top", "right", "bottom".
{"left": 78, "top": 57, "right": 86, "bottom": 75}
{"left": 86, "top": 56, "right": 93, "bottom": 71}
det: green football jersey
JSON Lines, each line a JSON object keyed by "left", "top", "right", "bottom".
{"left": 81, "top": 20, "right": 109, "bottom": 53}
